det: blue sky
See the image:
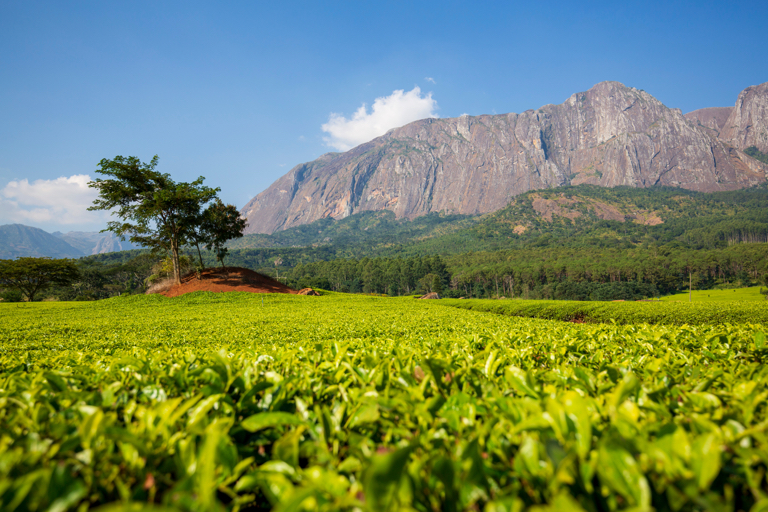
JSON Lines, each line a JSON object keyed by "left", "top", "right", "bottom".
{"left": 1, "top": 0, "right": 766, "bottom": 232}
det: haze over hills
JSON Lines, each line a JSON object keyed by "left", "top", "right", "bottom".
{"left": 0, "top": 224, "right": 139, "bottom": 259}
{"left": 53, "top": 231, "right": 140, "bottom": 255}
{"left": 242, "top": 81, "right": 768, "bottom": 234}
{"left": 0, "top": 224, "right": 84, "bottom": 259}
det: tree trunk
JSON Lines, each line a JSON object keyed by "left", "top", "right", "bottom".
{"left": 195, "top": 243, "right": 204, "bottom": 269}
{"left": 171, "top": 239, "right": 181, "bottom": 284}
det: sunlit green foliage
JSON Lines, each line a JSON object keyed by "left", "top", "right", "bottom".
{"left": 1, "top": 294, "right": 767, "bottom": 511}
{"left": 443, "top": 297, "right": 768, "bottom": 325}
{"left": 659, "top": 286, "right": 767, "bottom": 302}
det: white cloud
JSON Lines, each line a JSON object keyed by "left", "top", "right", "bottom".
{"left": 0, "top": 174, "right": 107, "bottom": 229}
{"left": 425, "top": 77, "right": 436, "bottom": 84}
{"left": 321, "top": 86, "right": 438, "bottom": 151}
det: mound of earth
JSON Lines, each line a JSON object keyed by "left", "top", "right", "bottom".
{"left": 297, "top": 288, "right": 320, "bottom": 296}
{"left": 419, "top": 292, "right": 441, "bottom": 299}
{"left": 161, "top": 267, "right": 296, "bottom": 297}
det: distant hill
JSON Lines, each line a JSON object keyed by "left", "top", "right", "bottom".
{"left": 0, "top": 224, "right": 84, "bottom": 259}
{"left": 0, "top": 224, "right": 141, "bottom": 259}
{"left": 228, "top": 210, "right": 477, "bottom": 252}
{"left": 226, "top": 184, "right": 768, "bottom": 259}
{"left": 436, "top": 183, "right": 768, "bottom": 252}
{"left": 53, "top": 231, "right": 140, "bottom": 255}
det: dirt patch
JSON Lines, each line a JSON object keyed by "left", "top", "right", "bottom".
{"left": 419, "top": 292, "right": 441, "bottom": 299}
{"left": 159, "top": 267, "right": 296, "bottom": 297}
{"left": 589, "top": 200, "right": 626, "bottom": 222}
{"left": 631, "top": 210, "right": 664, "bottom": 226}
{"left": 531, "top": 196, "right": 581, "bottom": 222}
{"left": 297, "top": 288, "right": 320, "bottom": 296}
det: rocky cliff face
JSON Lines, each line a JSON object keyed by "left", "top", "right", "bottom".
{"left": 684, "top": 107, "right": 733, "bottom": 136}
{"left": 721, "top": 82, "right": 768, "bottom": 153}
{"left": 242, "top": 81, "right": 768, "bottom": 234}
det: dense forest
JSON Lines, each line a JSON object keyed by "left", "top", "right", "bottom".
{"left": 53, "top": 238, "right": 768, "bottom": 302}
{"left": 285, "top": 244, "right": 768, "bottom": 299}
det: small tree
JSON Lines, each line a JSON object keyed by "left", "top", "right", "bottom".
{"left": 194, "top": 199, "right": 246, "bottom": 271}
{"left": 0, "top": 257, "right": 80, "bottom": 301}
{"left": 88, "top": 156, "right": 219, "bottom": 284}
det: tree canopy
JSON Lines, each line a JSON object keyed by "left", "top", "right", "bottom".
{"left": 0, "top": 257, "right": 80, "bottom": 301}
{"left": 88, "top": 155, "right": 244, "bottom": 284}
{"left": 194, "top": 199, "right": 247, "bottom": 270}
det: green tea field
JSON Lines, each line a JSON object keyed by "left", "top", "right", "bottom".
{"left": 1, "top": 293, "right": 768, "bottom": 511}
{"left": 659, "top": 286, "right": 767, "bottom": 303}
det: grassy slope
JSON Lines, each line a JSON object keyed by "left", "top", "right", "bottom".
{"left": 440, "top": 296, "right": 768, "bottom": 325}
{"left": 659, "top": 286, "right": 767, "bottom": 302}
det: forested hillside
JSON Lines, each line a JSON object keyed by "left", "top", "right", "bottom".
{"left": 228, "top": 210, "right": 477, "bottom": 251}
{"left": 450, "top": 183, "right": 768, "bottom": 251}
{"left": 230, "top": 183, "right": 768, "bottom": 255}
{"left": 65, "top": 184, "right": 768, "bottom": 301}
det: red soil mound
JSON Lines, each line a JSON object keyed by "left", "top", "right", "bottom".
{"left": 161, "top": 267, "right": 296, "bottom": 297}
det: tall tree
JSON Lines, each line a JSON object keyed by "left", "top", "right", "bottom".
{"left": 88, "top": 156, "right": 219, "bottom": 284}
{"left": 0, "top": 257, "right": 80, "bottom": 301}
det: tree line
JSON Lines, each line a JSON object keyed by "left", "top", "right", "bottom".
{"left": 4, "top": 239, "right": 767, "bottom": 302}
{"left": 282, "top": 244, "right": 768, "bottom": 300}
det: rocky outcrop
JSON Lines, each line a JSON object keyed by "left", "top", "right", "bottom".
{"left": 685, "top": 107, "right": 733, "bottom": 136}
{"left": 524, "top": 192, "right": 665, "bottom": 226}
{"left": 242, "top": 81, "right": 768, "bottom": 234}
{"left": 721, "top": 82, "right": 768, "bottom": 153}
{"left": 55, "top": 230, "right": 140, "bottom": 255}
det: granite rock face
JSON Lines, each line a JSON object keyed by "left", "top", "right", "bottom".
{"left": 242, "top": 81, "right": 768, "bottom": 234}
{"left": 685, "top": 107, "right": 733, "bottom": 136}
{"left": 721, "top": 82, "right": 768, "bottom": 153}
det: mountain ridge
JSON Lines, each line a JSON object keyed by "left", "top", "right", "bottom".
{"left": 0, "top": 224, "right": 84, "bottom": 259}
{"left": 1, "top": 225, "right": 140, "bottom": 259}
{"left": 242, "top": 81, "right": 768, "bottom": 234}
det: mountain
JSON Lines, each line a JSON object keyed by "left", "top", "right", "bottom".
{"left": 0, "top": 225, "right": 141, "bottom": 259}
{"left": 685, "top": 107, "right": 733, "bottom": 136}
{"left": 0, "top": 224, "right": 84, "bottom": 259}
{"left": 53, "top": 231, "right": 140, "bottom": 255}
{"left": 242, "top": 81, "right": 768, "bottom": 234}
{"left": 720, "top": 82, "right": 768, "bottom": 153}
